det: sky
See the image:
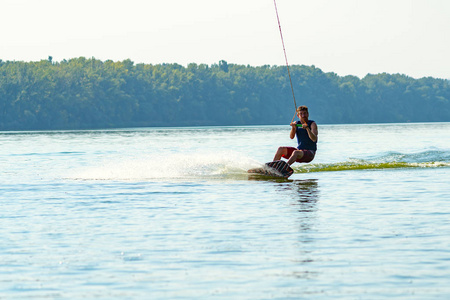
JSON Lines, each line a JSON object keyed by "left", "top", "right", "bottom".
{"left": 1, "top": 0, "right": 449, "bottom": 79}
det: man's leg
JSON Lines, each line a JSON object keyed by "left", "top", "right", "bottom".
{"left": 287, "top": 150, "right": 304, "bottom": 165}
{"left": 273, "top": 146, "right": 288, "bottom": 161}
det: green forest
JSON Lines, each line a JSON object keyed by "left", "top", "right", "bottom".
{"left": 0, "top": 57, "right": 449, "bottom": 131}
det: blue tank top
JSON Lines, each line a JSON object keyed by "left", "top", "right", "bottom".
{"left": 296, "top": 120, "right": 317, "bottom": 151}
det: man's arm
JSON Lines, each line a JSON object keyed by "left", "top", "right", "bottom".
{"left": 290, "top": 122, "right": 297, "bottom": 139}
{"left": 303, "top": 122, "right": 318, "bottom": 142}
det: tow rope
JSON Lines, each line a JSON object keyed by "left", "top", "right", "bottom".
{"left": 273, "top": 0, "right": 298, "bottom": 121}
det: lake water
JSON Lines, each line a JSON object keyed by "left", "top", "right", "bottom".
{"left": 1, "top": 123, "right": 450, "bottom": 299}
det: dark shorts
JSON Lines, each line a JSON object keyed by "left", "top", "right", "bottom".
{"left": 281, "top": 147, "right": 316, "bottom": 163}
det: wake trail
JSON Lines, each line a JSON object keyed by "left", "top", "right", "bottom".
{"left": 295, "top": 150, "right": 450, "bottom": 173}
{"left": 68, "top": 151, "right": 260, "bottom": 181}
{"left": 68, "top": 149, "right": 449, "bottom": 181}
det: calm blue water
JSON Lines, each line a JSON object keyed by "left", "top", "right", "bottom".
{"left": 1, "top": 123, "right": 450, "bottom": 299}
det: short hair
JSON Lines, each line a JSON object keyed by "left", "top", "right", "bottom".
{"left": 297, "top": 106, "right": 309, "bottom": 113}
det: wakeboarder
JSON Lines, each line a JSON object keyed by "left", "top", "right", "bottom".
{"left": 273, "top": 105, "right": 318, "bottom": 165}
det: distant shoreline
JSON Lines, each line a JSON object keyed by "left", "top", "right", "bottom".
{"left": 2, "top": 121, "right": 449, "bottom": 134}
{"left": 1, "top": 58, "right": 449, "bottom": 131}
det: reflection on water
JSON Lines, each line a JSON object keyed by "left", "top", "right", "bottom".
{"left": 272, "top": 179, "right": 320, "bottom": 232}
{"left": 276, "top": 179, "right": 320, "bottom": 213}
{"left": 291, "top": 179, "right": 319, "bottom": 212}
{"left": 290, "top": 179, "right": 320, "bottom": 235}
{"left": 278, "top": 179, "right": 321, "bottom": 283}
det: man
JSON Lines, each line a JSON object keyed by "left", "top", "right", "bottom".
{"left": 273, "top": 105, "right": 318, "bottom": 166}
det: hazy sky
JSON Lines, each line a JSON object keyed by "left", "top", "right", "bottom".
{"left": 1, "top": 0, "right": 449, "bottom": 79}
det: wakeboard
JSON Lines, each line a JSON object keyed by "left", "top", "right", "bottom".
{"left": 247, "top": 160, "right": 294, "bottom": 179}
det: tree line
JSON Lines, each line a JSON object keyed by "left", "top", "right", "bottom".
{"left": 0, "top": 57, "right": 449, "bottom": 131}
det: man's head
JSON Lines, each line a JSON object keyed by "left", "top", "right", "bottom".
{"left": 296, "top": 106, "right": 309, "bottom": 121}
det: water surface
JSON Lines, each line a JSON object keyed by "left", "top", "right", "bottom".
{"left": 1, "top": 123, "right": 450, "bottom": 299}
